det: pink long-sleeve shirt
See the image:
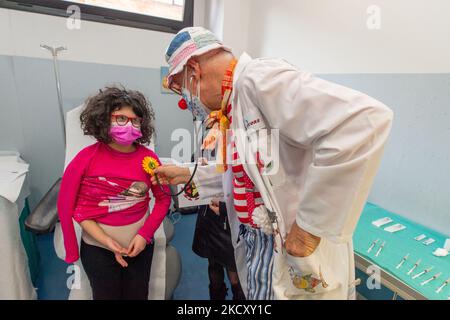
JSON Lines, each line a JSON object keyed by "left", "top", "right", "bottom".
{"left": 57, "top": 142, "right": 171, "bottom": 263}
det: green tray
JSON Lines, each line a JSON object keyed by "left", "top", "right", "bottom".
{"left": 354, "top": 203, "right": 449, "bottom": 300}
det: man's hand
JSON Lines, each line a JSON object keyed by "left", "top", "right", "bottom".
{"left": 127, "top": 234, "right": 147, "bottom": 258}
{"left": 151, "top": 164, "right": 191, "bottom": 186}
{"left": 285, "top": 222, "right": 321, "bottom": 258}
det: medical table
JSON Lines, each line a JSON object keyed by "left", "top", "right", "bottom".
{"left": 354, "top": 203, "right": 449, "bottom": 300}
{"left": 0, "top": 151, "right": 37, "bottom": 299}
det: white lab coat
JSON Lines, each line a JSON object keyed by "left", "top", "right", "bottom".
{"left": 191, "top": 53, "right": 393, "bottom": 299}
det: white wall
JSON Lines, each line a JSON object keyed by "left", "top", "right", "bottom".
{"left": 222, "top": 0, "right": 251, "bottom": 57}
{"left": 193, "top": 0, "right": 206, "bottom": 30}
{"left": 246, "top": 0, "right": 450, "bottom": 73}
{"left": 204, "top": 0, "right": 224, "bottom": 41}
{"left": 203, "top": 0, "right": 251, "bottom": 57}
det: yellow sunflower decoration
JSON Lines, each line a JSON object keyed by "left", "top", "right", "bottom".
{"left": 142, "top": 156, "right": 160, "bottom": 176}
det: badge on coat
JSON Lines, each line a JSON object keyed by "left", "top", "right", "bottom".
{"left": 243, "top": 109, "right": 265, "bottom": 131}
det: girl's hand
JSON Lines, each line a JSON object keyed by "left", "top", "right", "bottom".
{"left": 127, "top": 234, "right": 147, "bottom": 258}
{"left": 114, "top": 252, "right": 128, "bottom": 268}
{"left": 104, "top": 236, "right": 129, "bottom": 267}
{"left": 104, "top": 236, "right": 127, "bottom": 253}
{"left": 209, "top": 199, "right": 220, "bottom": 216}
{"left": 80, "top": 220, "right": 129, "bottom": 267}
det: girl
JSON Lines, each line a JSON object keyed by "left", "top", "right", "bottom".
{"left": 57, "top": 86, "right": 171, "bottom": 300}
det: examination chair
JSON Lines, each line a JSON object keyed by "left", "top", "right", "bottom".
{"left": 25, "top": 105, "right": 181, "bottom": 299}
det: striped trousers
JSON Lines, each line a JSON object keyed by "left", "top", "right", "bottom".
{"left": 239, "top": 224, "right": 274, "bottom": 300}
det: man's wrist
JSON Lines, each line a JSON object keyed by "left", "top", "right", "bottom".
{"left": 286, "top": 222, "right": 321, "bottom": 257}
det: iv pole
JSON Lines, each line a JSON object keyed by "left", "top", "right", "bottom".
{"left": 40, "top": 44, "right": 67, "bottom": 147}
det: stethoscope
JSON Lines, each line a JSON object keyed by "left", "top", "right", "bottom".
{"left": 154, "top": 74, "right": 206, "bottom": 198}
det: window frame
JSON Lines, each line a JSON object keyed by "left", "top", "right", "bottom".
{"left": 0, "top": 0, "right": 194, "bottom": 33}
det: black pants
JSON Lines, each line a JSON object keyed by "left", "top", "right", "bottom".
{"left": 80, "top": 239, "right": 154, "bottom": 300}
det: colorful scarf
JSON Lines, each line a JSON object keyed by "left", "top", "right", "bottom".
{"left": 202, "top": 58, "right": 238, "bottom": 172}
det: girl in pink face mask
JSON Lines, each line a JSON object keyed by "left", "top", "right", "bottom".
{"left": 80, "top": 86, "right": 154, "bottom": 152}
{"left": 108, "top": 91, "right": 145, "bottom": 151}
{"left": 109, "top": 109, "right": 143, "bottom": 150}
{"left": 57, "top": 86, "right": 171, "bottom": 300}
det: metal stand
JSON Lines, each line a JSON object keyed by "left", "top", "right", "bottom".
{"left": 40, "top": 44, "right": 67, "bottom": 147}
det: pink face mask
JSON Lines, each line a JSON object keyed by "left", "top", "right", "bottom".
{"left": 109, "top": 123, "right": 142, "bottom": 146}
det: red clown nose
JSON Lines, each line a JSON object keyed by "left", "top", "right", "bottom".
{"left": 178, "top": 98, "right": 188, "bottom": 110}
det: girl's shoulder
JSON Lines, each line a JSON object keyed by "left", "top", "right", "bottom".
{"left": 71, "top": 142, "right": 101, "bottom": 162}
{"left": 64, "top": 142, "right": 100, "bottom": 173}
{"left": 137, "top": 144, "right": 160, "bottom": 159}
{"left": 78, "top": 142, "right": 101, "bottom": 156}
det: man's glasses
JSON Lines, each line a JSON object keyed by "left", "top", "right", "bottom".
{"left": 163, "top": 74, "right": 183, "bottom": 95}
{"left": 169, "top": 84, "right": 182, "bottom": 95}
{"left": 111, "top": 115, "right": 142, "bottom": 128}
{"left": 166, "top": 79, "right": 182, "bottom": 95}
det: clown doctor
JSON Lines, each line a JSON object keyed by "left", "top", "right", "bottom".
{"left": 154, "top": 27, "right": 393, "bottom": 300}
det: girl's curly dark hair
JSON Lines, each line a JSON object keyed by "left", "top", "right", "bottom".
{"left": 80, "top": 86, "right": 155, "bottom": 145}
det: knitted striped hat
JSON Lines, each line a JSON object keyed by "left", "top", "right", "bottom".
{"left": 165, "top": 27, "right": 231, "bottom": 86}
